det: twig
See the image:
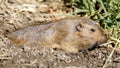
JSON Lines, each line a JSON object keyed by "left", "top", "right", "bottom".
{"left": 102, "top": 38, "right": 120, "bottom": 68}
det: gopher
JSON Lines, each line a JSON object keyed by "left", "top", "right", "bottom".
{"left": 7, "top": 17, "right": 108, "bottom": 53}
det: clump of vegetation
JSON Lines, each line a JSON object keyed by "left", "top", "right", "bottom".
{"left": 64, "top": 0, "right": 120, "bottom": 67}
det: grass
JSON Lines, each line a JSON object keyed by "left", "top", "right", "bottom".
{"left": 65, "top": 0, "right": 120, "bottom": 68}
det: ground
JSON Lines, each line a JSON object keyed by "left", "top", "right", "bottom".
{"left": 0, "top": 0, "right": 120, "bottom": 68}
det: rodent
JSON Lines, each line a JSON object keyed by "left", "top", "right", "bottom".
{"left": 7, "top": 17, "right": 108, "bottom": 53}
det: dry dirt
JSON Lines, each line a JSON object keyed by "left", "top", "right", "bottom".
{"left": 0, "top": 0, "right": 120, "bottom": 68}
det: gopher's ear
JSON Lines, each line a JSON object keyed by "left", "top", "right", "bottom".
{"left": 75, "top": 23, "right": 83, "bottom": 32}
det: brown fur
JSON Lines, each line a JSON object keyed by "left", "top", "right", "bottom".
{"left": 7, "top": 17, "right": 108, "bottom": 53}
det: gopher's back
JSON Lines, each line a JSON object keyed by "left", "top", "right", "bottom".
{"left": 7, "top": 22, "right": 55, "bottom": 46}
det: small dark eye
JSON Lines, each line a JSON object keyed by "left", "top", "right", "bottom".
{"left": 90, "top": 28, "right": 95, "bottom": 32}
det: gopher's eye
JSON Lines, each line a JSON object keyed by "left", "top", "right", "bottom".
{"left": 90, "top": 28, "right": 95, "bottom": 32}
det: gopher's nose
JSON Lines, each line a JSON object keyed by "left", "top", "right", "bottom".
{"left": 101, "top": 34, "right": 108, "bottom": 44}
{"left": 97, "top": 34, "right": 108, "bottom": 45}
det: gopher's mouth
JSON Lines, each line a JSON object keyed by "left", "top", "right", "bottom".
{"left": 88, "top": 42, "right": 98, "bottom": 51}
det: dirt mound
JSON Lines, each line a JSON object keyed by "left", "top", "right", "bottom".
{"left": 0, "top": 40, "right": 120, "bottom": 68}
